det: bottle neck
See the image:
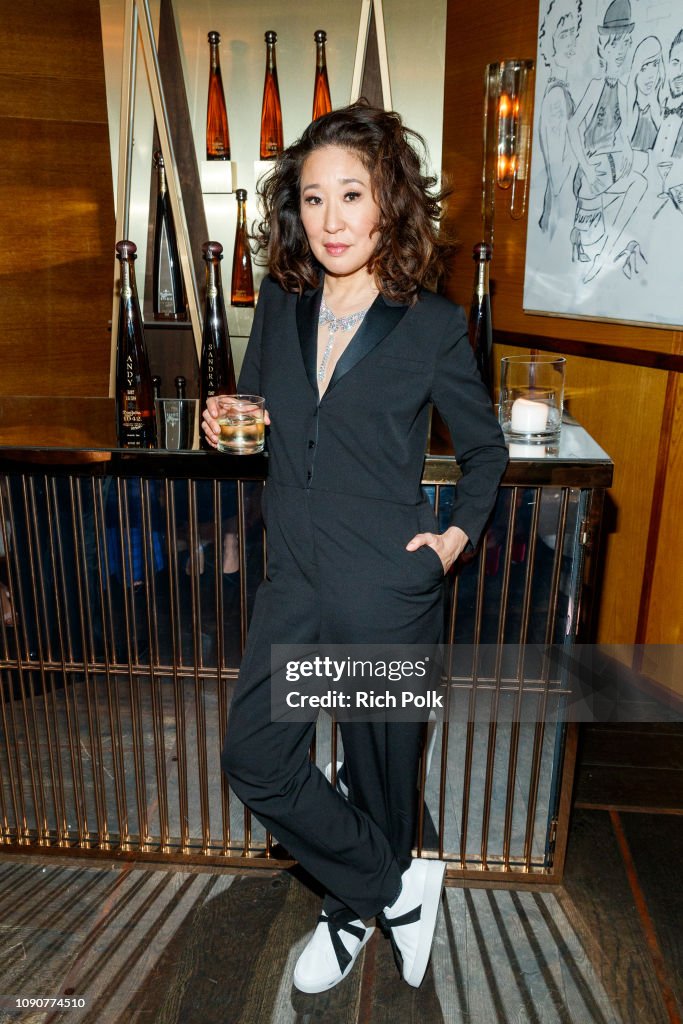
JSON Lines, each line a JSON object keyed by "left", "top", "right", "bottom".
{"left": 236, "top": 199, "right": 247, "bottom": 228}
{"left": 473, "top": 258, "right": 490, "bottom": 300}
{"left": 210, "top": 43, "right": 220, "bottom": 73}
{"left": 119, "top": 257, "right": 135, "bottom": 301}
{"left": 158, "top": 163, "right": 167, "bottom": 198}
{"left": 316, "top": 41, "right": 326, "bottom": 71}
{"left": 266, "top": 42, "right": 277, "bottom": 73}
{"left": 205, "top": 259, "right": 222, "bottom": 301}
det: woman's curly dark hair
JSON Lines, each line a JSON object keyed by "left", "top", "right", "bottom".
{"left": 255, "top": 100, "right": 453, "bottom": 304}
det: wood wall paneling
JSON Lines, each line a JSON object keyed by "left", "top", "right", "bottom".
{"left": 645, "top": 371, "right": 683, "bottom": 646}
{"left": 442, "top": 0, "right": 682, "bottom": 652}
{"left": 0, "top": 5, "right": 114, "bottom": 397}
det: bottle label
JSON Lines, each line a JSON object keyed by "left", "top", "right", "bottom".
{"left": 120, "top": 261, "right": 132, "bottom": 300}
{"left": 207, "top": 285, "right": 218, "bottom": 299}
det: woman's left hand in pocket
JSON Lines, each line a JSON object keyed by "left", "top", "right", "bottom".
{"left": 405, "top": 525, "right": 469, "bottom": 574}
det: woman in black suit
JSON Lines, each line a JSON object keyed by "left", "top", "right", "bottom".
{"left": 203, "top": 102, "right": 508, "bottom": 994}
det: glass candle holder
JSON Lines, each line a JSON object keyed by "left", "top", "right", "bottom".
{"left": 499, "top": 354, "right": 565, "bottom": 442}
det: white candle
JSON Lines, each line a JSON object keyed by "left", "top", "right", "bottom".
{"left": 510, "top": 397, "right": 549, "bottom": 433}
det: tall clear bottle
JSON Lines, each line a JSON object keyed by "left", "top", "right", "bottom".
{"left": 206, "top": 31, "right": 231, "bottom": 160}
{"left": 152, "top": 151, "right": 186, "bottom": 321}
{"left": 230, "top": 189, "right": 255, "bottom": 307}
{"left": 115, "top": 240, "right": 157, "bottom": 448}
{"left": 468, "top": 242, "right": 493, "bottom": 399}
{"left": 260, "top": 30, "right": 283, "bottom": 159}
{"left": 312, "top": 30, "right": 332, "bottom": 120}
{"left": 200, "top": 242, "right": 236, "bottom": 446}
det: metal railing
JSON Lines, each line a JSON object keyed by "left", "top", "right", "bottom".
{"left": 0, "top": 454, "right": 604, "bottom": 882}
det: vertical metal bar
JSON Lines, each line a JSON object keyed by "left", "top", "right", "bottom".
{"left": 141, "top": 478, "right": 169, "bottom": 851}
{"left": 523, "top": 489, "right": 569, "bottom": 869}
{"left": 438, "top": 529, "right": 459, "bottom": 862}
{"left": 167, "top": 480, "right": 190, "bottom": 852}
{"left": 47, "top": 477, "right": 89, "bottom": 845}
{"left": 71, "top": 476, "right": 109, "bottom": 846}
{"left": 459, "top": 537, "right": 487, "bottom": 868}
{"left": 213, "top": 481, "right": 232, "bottom": 854}
{"left": 237, "top": 482, "right": 249, "bottom": 655}
{"left": 36, "top": 478, "right": 69, "bottom": 846}
{"left": 117, "top": 477, "right": 149, "bottom": 848}
{"left": 502, "top": 489, "right": 541, "bottom": 868}
{"left": 18, "top": 478, "right": 51, "bottom": 842}
{"left": 72, "top": 475, "right": 110, "bottom": 843}
{"left": 23, "top": 475, "right": 63, "bottom": 843}
{"left": 92, "top": 477, "right": 128, "bottom": 845}
{"left": 1, "top": 482, "right": 32, "bottom": 841}
{"left": 187, "top": 479, "right": 211, "bottom": 851}
{"left": 415, "top": 484, "right": 441, "bottom": 857}
{"left": 480, "top": 488, "right": 517, "bottom": 868}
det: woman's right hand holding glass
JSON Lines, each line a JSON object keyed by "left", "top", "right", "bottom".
{"left": 202, "top": 397, "right": 270, "bottom": 450}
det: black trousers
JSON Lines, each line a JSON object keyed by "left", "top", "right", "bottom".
{"left": 221, "top": 483, "right": 444, "bottom": 921}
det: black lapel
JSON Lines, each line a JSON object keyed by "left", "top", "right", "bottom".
{"left": 296, "top": 285, "right": 323, "bottom": 396}
{"left": 325, "top": 295, "right": 409, "bottom": 396}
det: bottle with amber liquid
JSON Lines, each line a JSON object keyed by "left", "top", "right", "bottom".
{"left": 468, "top": 242, "right": 493, "bottom": 399}
{"left": 230, "top": 189, "right": 255, "bottom": 307}
{"left": 115, "top": 240, "right": 157, "bottom": 448}
{"left": 152, "top": 151, "right": 186, "bottom": 321}
{"left": 200, "top": 242, "right": 236, "bottom": 446}
{"left": 312, "top": 30, "right": 332, "bottom": 120}
{"left": 206, "top": 31, "right": 230, "bottom": 160}
{"left": 260, "top": 30, "right": 283, "bottom": 159}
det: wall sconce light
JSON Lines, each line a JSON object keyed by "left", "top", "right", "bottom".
{"left": 482, "top": 59, "right": 535, "bottom": 245}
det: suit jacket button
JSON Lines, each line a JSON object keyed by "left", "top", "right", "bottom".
{"left": 308, "top": 440, "right": 315, "bottom": 448}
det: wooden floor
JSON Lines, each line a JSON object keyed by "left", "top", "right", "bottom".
{"left": 0, "top": 723, "right": 681, "bottom": 1024}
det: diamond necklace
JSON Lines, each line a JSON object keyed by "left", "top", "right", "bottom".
{"left": 317, "top": 295, "right": 370, "bottom": 382}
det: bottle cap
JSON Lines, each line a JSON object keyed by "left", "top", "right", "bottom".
{"left": 314, "top": 30, "right": 327, "bottom": 42}
{"left": 235, "top": 188, "right": 247, "bottom": 201}
{"left": 202, "top": 241, "right": 224, "bottom": 260}
{"left": 175, "top": 375, "right": 186, "bottom": 391}
{"left": 208, "top": 30, "right": 220, "bottom": 44}
{"left": 472, "top": 242, "right": 492, "bottom": 261}
{"left": 265, "top": 30, "right": 277, "bottom": 43}
{"left": 115, "top": 240, "right": 137, "bottom": 260}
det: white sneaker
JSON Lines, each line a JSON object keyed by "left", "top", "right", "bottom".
{"left": 293, "top": 910, "right": 374, "bottom": 993}
{"left": 378, "top": 858, "right": 446, "bottom": 987}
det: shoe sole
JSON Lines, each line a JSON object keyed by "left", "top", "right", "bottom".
{"left": 293, "top": 925, "right": 374, "bottom": 994}
{"left": 403, "top": 860, "right": 446, "bottom": 988}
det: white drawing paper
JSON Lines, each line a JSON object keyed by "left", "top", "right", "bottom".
{"left": 524, "top": 0, "right": 683, "bottom": 328}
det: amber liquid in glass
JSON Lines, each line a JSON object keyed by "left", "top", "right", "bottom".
{"left": 206, "top": 31, "right": 231, "bottom": 160}
{"left": 115, "top": 240, "right": 157, "bottom": 448}
{"left": 260, "top": 31, "right": 283, "bottom": 159}
{"left": 312, "top": 30, "right": 332, "bottom": 120}
{"left": 230, "top": 189, "right": 255, "bottom": 307}
{"left": 468, "top": 242, "right": 493, "bottom": 399}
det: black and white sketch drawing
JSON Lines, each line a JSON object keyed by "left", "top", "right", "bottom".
{"left": 524, "top": 0, "right": 683, "bottom": 328}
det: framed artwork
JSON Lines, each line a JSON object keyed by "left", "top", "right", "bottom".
{"left": 523, "top": 0, "right": 683, "bottom": 329}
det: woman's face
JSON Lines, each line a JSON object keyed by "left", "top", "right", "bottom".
{"left": 299, "top": 145, "right": 380, "bottom": 283}
{"left": 553, "top": 14, "right": 578, "bottom": 69}
{"left": 636, "top": 54, "right": 661, "bottom": 96}
{"left": 602, "top": 32, "right": 632, "bottom": 75}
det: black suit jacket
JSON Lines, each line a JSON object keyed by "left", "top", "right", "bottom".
{"left": 238, "top": 275, "right": 508, "bottom": 550}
